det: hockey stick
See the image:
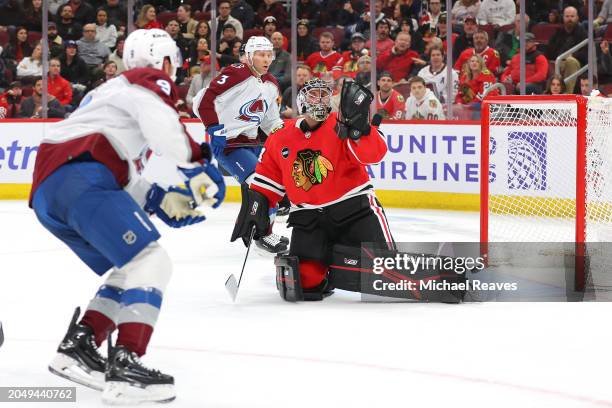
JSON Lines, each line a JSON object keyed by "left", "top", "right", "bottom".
{"left": 225, "top": 225, "right": 256, "bottom": 302}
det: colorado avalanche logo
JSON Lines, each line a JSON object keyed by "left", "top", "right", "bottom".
{"left": 236, "top": 97, "right": 268, "bottom": 124}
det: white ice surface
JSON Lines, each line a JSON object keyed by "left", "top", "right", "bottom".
{"left": 1, "top": 201, "right": 611, "bottom": 407}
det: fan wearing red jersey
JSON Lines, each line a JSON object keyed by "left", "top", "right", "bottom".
{"left": 456, "top": 54, "right": 499, "bottom": 104}
{"left": 231, "top": 79, "right": 395, "bottom": 301}
{"left": 376, "top": 71, "right": 405, "bottom": 120}
{"left": 304, "top": 31, "right": 343, "bottom": 78}
{"left": 453, "top": 30, "right": 501, "bottom": 76}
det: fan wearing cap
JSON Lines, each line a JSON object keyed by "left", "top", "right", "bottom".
{"left": 375, "top": 71, "right": 405, "bottom": 120}
{"left": 340, "top": 32, "right": 369, "bottom": 79}
{"left": 0, "top": 81, "right": 23, "bottom": 119}
{"left": 192, "top": 36, "right": 290, "bottom": 254}
{"left": 296, "top": 19, "right": 318, "bottom": 62}
{"left": 232, "top": 78, "right": 393, "bottom": 302}
{"left": 256, "top": 0, "right": 288, "bottom": 28}
{"left": 500, "top": 32, "right": 549, "bottom": 94}
{"left": 452, "top": 14, "right": 477, "bottom": 60}
{"left": 262, "top": 16, "right": 289, "bottom": 51}
{"left": 29, "top": 29, "right": 225, "bottom": 404}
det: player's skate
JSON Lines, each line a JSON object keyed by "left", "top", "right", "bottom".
{"left": 102, "top": 340, "right": 175, "bottom": 405}
{"left": 255, "top": 233, "right": 289, "bottom": 254}
{"left": 48, "top": 307, "right": 106, "bottom": 391}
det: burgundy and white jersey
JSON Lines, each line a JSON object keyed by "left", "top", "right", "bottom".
{"left": 30, "top": 68, "right": 203, "bottom": 207}
{"left": 417, "top": 64, "right": 459, "bottom": 104}
{"left": 193, "top": 63, "right": 283, "bottom": 141}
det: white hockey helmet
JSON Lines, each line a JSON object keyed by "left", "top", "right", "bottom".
{"left": 244, "top": 36, "right": 275, "bottom": 66}
{"left": 296, "top": 78, "right": 333, "bottom": 121}
{"left": 123, "top": 29, "right": 182, "bottom": 80}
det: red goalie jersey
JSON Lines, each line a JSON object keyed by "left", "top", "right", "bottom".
{"left": 251, "top": 112, "right": 387, "bottom": 209}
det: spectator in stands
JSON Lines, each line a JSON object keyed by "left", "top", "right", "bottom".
{"left": 66, "top": 0, "right": 96, "bottom": 25}
{"left": 297, "top": 0, "right": 320, "bottom": 28}
{"left": 0, "top": 0, "right": 25, "bottom": 28}
{"left": 263, "top": 16, "right": 278, "bottom": 41}
{"left": 107, "top": 35, "right": 126, "bottom": 74}
{"left": 495, "top": 14, "right": 529, "bottom": 66}
{"left": 48, "top": 0, "right": 65, "bottom": 16}
{"left": 418, "top": 44, "right": 459, "bottom": 104}
{"left": 103, "top": 0, "right": 127, "bottom": 32}
{"left": 544, "top": 73, "right": 566, "bottom": 94}
{"left": 545, "top": 6, "right": 587, "bottom": 97}
{"left": 60, "top": 40, "right": 90, "bottom": 91}
{"left": 437, "top": 14, "right": 459, "bottom": 53}
{"left": 136, "top": 4, "right": 163, "bottom": 29}
{"left": 194, "top": 20, "right": 211, "bottom": 43}
{"left": 77, "top": 23, "right": 110, "bottom": 70}
{"left": 18, "top": 76, "right": 66, "bottom": 118}
{"left": 366, "top": 18, "right": 395, "bottom": 55}
{"left": 217, "top": 24, "right": 240, "bottom": 66}
{"left": 256, "top": 0, "right": 287, "bottom": 28}
{"left": 1, "top": 27, "right": 32, "bottom": 75}
{"left": 453, "top": 15, "right": 477, "bottom": 60}
{"left": 340, "top": 32, "right": 369, "bottom": 78}
{"left": 375, "top": 71, "right": 405, "bottom": 120}
{"left": 394, "top": 17, "right": 425, "bottom": 54}
{"left": 477, "top": 0, "right": 516, "bottom": 28}
{"left": 295, "top": 19, "right": 319, "bottom": 62}
{"left": 376, "top": 32, "right": 419, "bottom": 82}
{"left": 186, "top": 53, "right": 214, "bottom": 107}
{"left": 0, "top": 81, "right": 23, "bottom": 118}
{"left": 47, "top": 57, "right": 72, "bottom": 106}
{"left": 95, "top": 8, "right": 117, "bottom": 49}
{"left": 90, "top": 59, "right": 117, "bottom": 89}
{"left": 281, "top": 64, "right": 311, "bottom": 117}
{"left": 305, "top": 31, "right": 343, "bottom": 77}
{"left": 451, "top": 0, "right": 480, "bottom": 25}
{"left": 576, "top": 74, "right": 604, "bottom": 96}
{"left": 456, "top": 54, "right": 498, "bottom": 105}
{"left": 405, "top": 76, "right": 445, "bottom": 120}
{"left": 177, "top": 4, "right": 198, "bottom": 39}
{"left": 189, "top": 37, "right": 210, "bottom": 68}
{"left": 356, "top": 0, "right": 386, "bottom": 37}
{"left": 16, "top": 41, "right": 42, "bottom": 80}
{"left": 212, "top": 0, "right": 243, "bottom": 41}
{"left": 337, "top": 0, "right": 365, "bottom": 35}
{"left": 48, "top": 22, "right": 65, "bottom": 59}
{"left": 548, "top": 8, "right": 561, "bottom": 24}
{"left": 454, "top": 30, "right": 501, "bottom": 76}
{"left": 269, "top": 31, "right": 290, "bottom": 90}
{"left": 56, "top": 4, "right": 83, "bottom": 41}
{"left": 594, "top": 0, "right": 612, "bottom": 35}
{"left": 230, "top": 0, "right": 254, "bottom": 30}
{"left": 23, "top": 0, "right": 45, "bottom": 32}
{"left": 354, "top": 54, "right": 371, "bottom": 86}
{"left": 166, "top": 19, "right": 192, "bottom": 61}
{"left": 501, "top": 32, "right": 548, "bottom": 94}
{"left": 420, "top": 0, "right": 444, "bottom": 30}
{"left": 598, "top": 39, "right": 612, "bottom": 83}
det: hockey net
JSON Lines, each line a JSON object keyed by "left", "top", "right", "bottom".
{"left": 481, "top": 95, "right": 612, "bottom": 293}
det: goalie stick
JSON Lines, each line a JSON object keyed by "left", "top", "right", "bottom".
{"left": 225, "top": 226, "right": 256, "bottom": 301}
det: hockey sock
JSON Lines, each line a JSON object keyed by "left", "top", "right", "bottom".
{"left": 116, "top": 287, "right": 162, "bottom": 356}
{"left": 299, "top": 259, "right": 328, "bottom": 289}
{"left": 80, "top": 285, "right": 123, "bottom": 346}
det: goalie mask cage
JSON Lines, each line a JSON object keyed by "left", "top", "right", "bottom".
{"left": 480, "top": 95, "right": 612, "bottom": 292}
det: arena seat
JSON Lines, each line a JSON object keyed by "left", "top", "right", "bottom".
{"left": 0, "top": 30, "right": 9, "bottom": 47}
{"left": 157, "top": 11, "right": 177, "bottom": 26}
{"left": 27, "top": 31, "right": 42, "bottom": 46}
{"left": 242, "top": 28, "right": 264, "bottom": 42}
{"left": 532, "top": 23, "right": 561, "bottom": 45}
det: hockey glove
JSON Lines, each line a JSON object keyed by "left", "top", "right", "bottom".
{"left": 207, "top": 124, "right": 226, "bottom": 158}
{"left": 178, "top": 162, "right": 226, "bottom": 208}
{"left": 144, "top": 184, "right": 206, "bottom": 228}
{"left": 336, "top": 79, "right": 374, "bottom": 140}
{"left": 231, "top": 183, "right": 271, "bottom": 246}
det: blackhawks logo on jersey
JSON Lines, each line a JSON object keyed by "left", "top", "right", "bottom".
{"left": 292, "top": 149, "right": 334, "bottom": 191}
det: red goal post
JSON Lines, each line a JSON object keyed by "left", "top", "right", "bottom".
{"left": 480, "top": 95, "right": 612, "bottom": 291}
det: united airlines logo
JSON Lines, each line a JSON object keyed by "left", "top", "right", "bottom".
{"left": 236, "top": 97, "right": 268, "bottom": 124}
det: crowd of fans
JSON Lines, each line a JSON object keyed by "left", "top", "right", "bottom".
{"left": 1, "top": 0, "right": 611, "bottom": 120}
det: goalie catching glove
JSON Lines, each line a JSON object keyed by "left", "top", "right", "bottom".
{"left": 335, "top": 79, "right": 382, "bottom": 140}
{"left": 230, "top": 184, "right": 271, "bottom": 246}
{"left": 145, "top": 184, "right": 206, "bottom": 228}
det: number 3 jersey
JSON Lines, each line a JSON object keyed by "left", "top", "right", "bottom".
{"left": 250, "top": 112, "right": 388, "bottom": 210}
{"left": 193, "top": 63, "right": 283, "bottom": 142}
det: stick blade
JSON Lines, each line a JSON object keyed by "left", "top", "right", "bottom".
{"left": 225, "top": 274, "right": 239, "bottom": 302}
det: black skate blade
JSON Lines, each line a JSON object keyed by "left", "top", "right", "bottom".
{"left": 225, "top": 274, "right": 238, "bottom": 302}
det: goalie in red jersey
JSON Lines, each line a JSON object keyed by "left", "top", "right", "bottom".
{"left": 231, "top": 78, "right": 395, "bottom": 301}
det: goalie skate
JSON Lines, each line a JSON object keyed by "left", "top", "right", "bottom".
{"left": 255, "top": 233, "right": 289, "bottom": 255}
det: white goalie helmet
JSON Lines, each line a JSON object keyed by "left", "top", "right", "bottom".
{"left": 296, "top": 78, "right": 333, "bottom": 121}
{"left": 123, "top": 29, "right": 182, "bottom": 80}
{"left": 244, "top": 36, "right": 275, "bottom": 65}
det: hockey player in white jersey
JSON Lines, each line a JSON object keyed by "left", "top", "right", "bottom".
{"left": 405, "top": 76, "right": 446, "bottom": 120}
{"left": 193, "top": 36, "right": 289, "bottom": 253}
{"left": 30, "top": 29, "right": 226, "bottom": 404}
